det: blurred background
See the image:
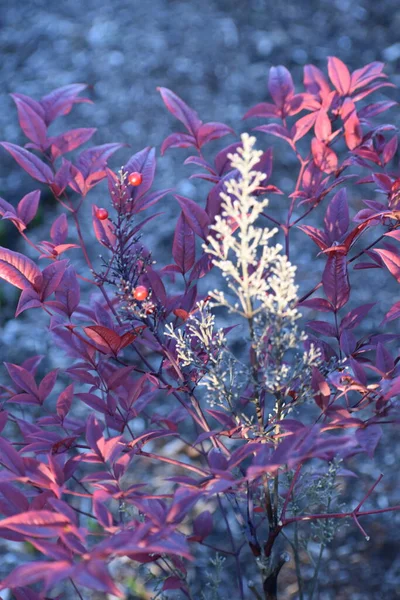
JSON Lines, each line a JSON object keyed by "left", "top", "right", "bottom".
{"left": 0, "top": 0, "right": 399, "bottom": 598}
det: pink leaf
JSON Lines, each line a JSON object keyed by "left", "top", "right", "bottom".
{"left": 373, "top": 248, "right": 400, "bottom": 282}
{"left": 314, "top": 109, "right": 332, "bottom": 141}
{"left": 341, "top": 99, "right": 362, "bottom": 150}
{"left": 311, "top": 138, "right": 338, "bottom": 173}
{"left": 0, "top": 247, "right": 42, "bottom": 291}
{"left": 291, "top": 112, "right": 317, "bottom": 143}
{"left": 327, "top": 56, "right": 351, "bottom": 96}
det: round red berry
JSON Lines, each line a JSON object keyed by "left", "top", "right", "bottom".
{"left": 96, "top": 208, "right": 109, "bottom": 220}
{"left": 133, "top": 285, "right": 148, "bottom": 301}
{"left": 128, "top": 172, "right": 143, "bottom": 186}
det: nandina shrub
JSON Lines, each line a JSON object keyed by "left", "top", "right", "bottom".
{"left": 0, "top": 57, "right": 398, "bottom": 600}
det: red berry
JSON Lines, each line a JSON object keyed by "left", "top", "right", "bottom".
{"left": 96, "top": 208, "right": 109, "bottom": 220}
{"left": 128, "top": 171, "right": 143, "bottom": 186}
{"left": 133, "top": 285, "right": 148, "bottom": 301}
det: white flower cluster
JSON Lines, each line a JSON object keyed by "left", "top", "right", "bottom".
{"left": 165, "top": 133, "right": 320, "bottom": 421}
{"left": 205, "top": 133, "right": 298, "bottom": 322}
{"left": 165, "top": 300, "right": 226, "bottom": 369}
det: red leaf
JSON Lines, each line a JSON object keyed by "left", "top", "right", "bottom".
{"left": 297, "top": 225, "right": 329, "bottom": 251}
{"left": 0, "top": 247, "right": 42, "bottom": 291}
{"left": 84, "top": 326, "right": 122, "bottom": 355}
{"left": 322, "top": 253, "right": 350, "bottom": 310}
{"left": 0, "top": 142, "right": 54, "bottom": 183}
{"left": 327, "top": 56, "right": 351, "bottom": 96}
{"left": 173, "top": 212, "right": 195, "bottom": 273}
{"left": 158, "top": 87, "right": 202, "bottom": 137}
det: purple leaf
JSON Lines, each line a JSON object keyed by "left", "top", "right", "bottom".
{"left": 0, "top": 142, "right": 54, "bottom": 183}
{"left": 160, "top": 132, "right": 197, "bottom": 155}
{"left": 49, "top": 127, "right": 97, "bottom": 159}
{"left": 54, "top": 266, "right": 80, "bottom": 316}
{"left": 175, "top": 194, "right": 210, "bottom": 240}
{"left": 172, "top": 212, "right": 195, "bottom": 274}
{"left": 125, "top": 147, "right": 156, "bottom": 202}
{"left": 303, "top": 64, "right": 331, "bottom": 100}
{"left": 243, "top": 102, "right": 280, "bottom": 120}
{"left": 40, "top": 83, "right": 91, "bottom": 124}
{"left": 40, "top": 259, "right": 69, "bottom": 300}
{"left": 268, "top": 66, "right": 294, "bottom": 111}
{"left": 17, "top": 190, "right": 40, "bottom": 227}
{"left": 307, "top": 320, "right": 337, "bottom": 337}
{"left": 324, "top": 188, "right": 349, "bottom": 242}
{"left": 322, "top": 253, "right": 350, "bottom": 310}
{"left": 10, "top": 94, "right": 47, "bottom": 148}
{"left": 76, "top": 143, "right": 125, "bottom": 180}
{"left": 158, "top": 87, "right": 202, "bottom": 137}
{"left": 15, "top": 288, "right": 42, "bottom": 316}
{"left": 356, "top": 425, "right": 382, "bottom": 458}
{"left": 50, "top": 213, "right": 68, "bottom": 245}
{"left": 197, "top": 122, "right": 234, "bottom": 147}
{"left": 254, "top": 124, "right": 293, "bottom": 146}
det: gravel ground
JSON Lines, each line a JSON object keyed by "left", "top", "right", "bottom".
{"left": 0, "top": 0, "right": 399, "bottom": 598}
